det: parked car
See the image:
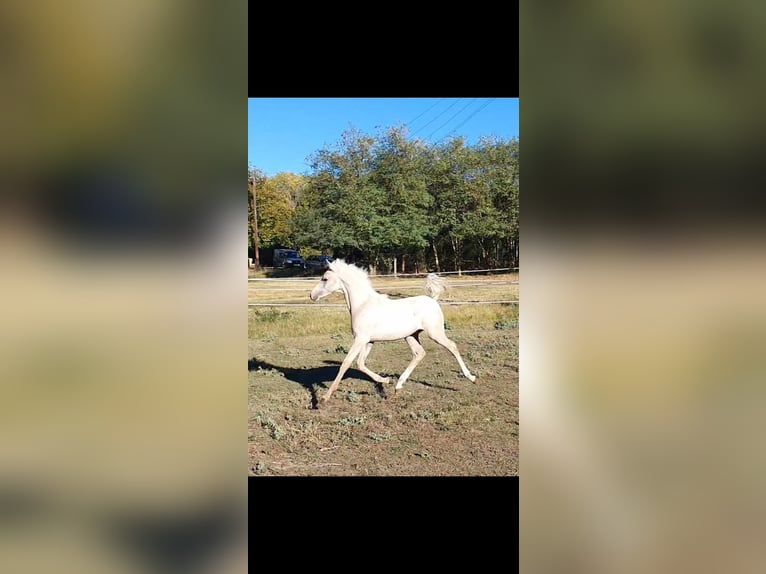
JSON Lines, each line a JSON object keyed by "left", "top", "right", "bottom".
{"left": 305, "top": 255, "right": 334, "bottom": 272}
{"left": 273, "top": 248, "right": 305, "bottom": 270}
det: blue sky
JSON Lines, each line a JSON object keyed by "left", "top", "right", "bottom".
{"left": 248, "top": 98, "right": 519, "bottom": 176}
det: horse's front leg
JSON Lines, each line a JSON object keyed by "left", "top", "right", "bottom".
{"left": 321, "top": 337, "right": 368, "bottom": 404}
{"left": 357, "top": 342, "right": 390, "bottom": 385}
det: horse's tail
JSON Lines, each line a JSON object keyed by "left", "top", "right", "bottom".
{"left": 425, "top": 273, "right": 447, "bottom": 301}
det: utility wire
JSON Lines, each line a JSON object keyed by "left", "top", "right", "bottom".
{"left": 407, "top": 98, "right": 446, "bottom": 128}
{"left": 411, "top": 99, "right": 462, "bottom": 136}
{"left": 433, "top": 98, "right": 497, "bottom": 146}
{"left": 426, "top": 98, "right": 478, "bottom": 141}
{"left": 448, "top": 98, "right": 496, "bottom": 135}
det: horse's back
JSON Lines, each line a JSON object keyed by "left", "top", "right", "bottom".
{"left": 400, "top": 295, "right": 444, "bottom": 325}
{"left": 371, "top": 295, "right": 442, "bottom": 320}
{"left": 399, "top": 294, "right": 441, "bottom": 311}
{"left": 354, "top": 294, "right": 443, "bottom": 341}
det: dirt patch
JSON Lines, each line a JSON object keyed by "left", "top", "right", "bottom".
{"left": 248, "top": 327, "right": 518, "bottom": 476}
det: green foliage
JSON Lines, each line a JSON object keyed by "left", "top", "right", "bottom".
{"left": 248, "top": 165, "right": 267, "bottom": 250}
{"left": 256, "top": 173, "right": 304, "bottom": 248}
{"left": 257, "top": 416, "right": 286, "bottom": 440}
{"left": 250, "top": 127, "right": 519, "bottom": 272}
{"left": 324, "top": 344, "right": 349, "bottom": 354}
{"left": 367, "top": 432, "right": 391, "bottom": 441}
{"left": 338, "top": 416, "right": 366, "bottom": 427}
{"left": 253, "top": 309, "right": 294, "bottom": 323}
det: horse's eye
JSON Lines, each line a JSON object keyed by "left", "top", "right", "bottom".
{"left": 321, "top": 278, "right": 327, "bottom": 282}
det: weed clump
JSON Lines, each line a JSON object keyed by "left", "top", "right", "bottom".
{"left": 257, "top": 415, "right": 286, "bottom": 440}
{"left": 338, "top": 416, "right": 365, "bottom": 427}
{"left": 255, "top": 309, "right": 294, "bottom": 323}
{"left": 368, "top": 432, "right": 391, "bottom": 442}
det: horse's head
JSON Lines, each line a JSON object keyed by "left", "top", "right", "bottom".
{"left": 310, "top": 269, "right": 344, "bottom": 301}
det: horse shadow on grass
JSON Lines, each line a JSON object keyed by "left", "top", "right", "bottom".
{"left": 410, "top": 380, "right": 459, "bottom": 392}
{"left": 248, "top": 358, "right": 388, "bottom": 409}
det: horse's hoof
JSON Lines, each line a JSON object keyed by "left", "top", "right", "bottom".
{"left": 472, "top": 379, "right": 480, "bottom": 384}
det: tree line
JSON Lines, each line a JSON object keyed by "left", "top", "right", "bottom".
{"left": 249, "top": 126, "right": 518, "bottom": 274}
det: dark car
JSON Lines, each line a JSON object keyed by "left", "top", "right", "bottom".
{"left": 274, "top": 249, "right": 305, "bottom": 270}
{"left": 305, "top": 255, "right": 334, "bottom": 272}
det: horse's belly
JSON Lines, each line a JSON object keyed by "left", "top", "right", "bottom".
{"left": 356, "top": 312, "right": 423, "bottom": 342}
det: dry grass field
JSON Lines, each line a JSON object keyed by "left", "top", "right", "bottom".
{"left": 248, "top": 269, "right": 519, "bottom": 476}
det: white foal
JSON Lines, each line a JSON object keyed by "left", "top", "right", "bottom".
{"left": 309, "top": 259, "right": 476, "bottom": 404}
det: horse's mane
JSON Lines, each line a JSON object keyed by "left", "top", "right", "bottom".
{"left": 328, "top": 259, "right": 376, "bottom": 293}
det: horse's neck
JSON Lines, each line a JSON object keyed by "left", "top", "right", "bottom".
{"left": 340, "top": 285, "right": 351, "bottom": 311}
{"left": 341, "top": 280, "right": 376, "bottom": 314}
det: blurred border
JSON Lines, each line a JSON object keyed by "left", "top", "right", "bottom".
{"left": 0, "top": 2, "right": 247, "bottom": 573}
{"left": 522, "top": 2, "right": 766, "bottom": 572}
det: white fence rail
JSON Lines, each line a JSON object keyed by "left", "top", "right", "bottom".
{"left": 249, "top": 301, "right": 518, "bottom": 307}
{"left": 249, "top": 266, "right": 518, "bottom": 308}
{"left": 250, "top": 281, "right": 518, "bottom": 291}
{"left": 248, "top": 266, "right": 518, "bottom": 281}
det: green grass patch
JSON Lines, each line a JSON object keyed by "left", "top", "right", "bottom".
{"left": 257, "top": 415, "right": 286, "bottom": 440}
{"left": 338, "top": 416, "right": 366, "bottom": 427}
{"left": 254, "top": 308, "right": 295, "bottom": 322}
{"left": 368, "top": 432, "right": 391, "bottom": 442}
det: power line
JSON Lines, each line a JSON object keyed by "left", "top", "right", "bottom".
{"left": 426, "top": 98, "right": 478, "bottom": 141}
{"left": 411, "top": 99, "right": 462, "bottom": 136}
{"left": 407, "top": 98, "right": 446, "bottom": 128}
{"left": 449, "top": 98, "right": 496, "bottom": 134}
{"left": 433, "top": 98, "right": 497, "bottom": 146}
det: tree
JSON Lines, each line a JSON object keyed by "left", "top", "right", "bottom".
{"left": 477, "top": 136, "right": 519, "bottom": 268}
{"left": 273, "top": 126, "right": 519, "bottom": 274}
{"left": 295, "top": 128, "right": 387, "bottom": 272}
{"left": 425, "top": 137, "right": 477, "bottom": 274}
{"left": 370, "top": 126, "right": 433, "bottom": 274}
{"left": 257, "top": 172, "right": 303, "bottom": 249}
{"left": 248, "top": 165, "right": 266, "bottom": 269}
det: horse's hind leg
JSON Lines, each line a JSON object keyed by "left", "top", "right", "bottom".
{"left": 394, "top": 334, "right": 426, "bottom": 393}
{"left": 322, "top": 338, "right": 366, "bottom": 403}
{"left": 357, "top": 342, "right": 390, "bottom": 385}
{"left": 425, "top": 326, "right": 477, "bottom": 383}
